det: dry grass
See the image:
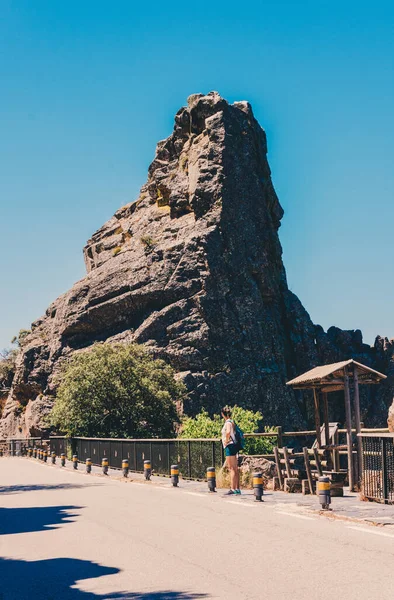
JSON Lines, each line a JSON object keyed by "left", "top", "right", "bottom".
{"left": 0, "top": 396, "right": 7, "bottom": 418}
{"left": 216, "top": 466, "right": 257, "bottom": 490}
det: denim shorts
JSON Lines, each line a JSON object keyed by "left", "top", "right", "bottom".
{"left": 225, "top": 444, "right": 238, "bottom": 457}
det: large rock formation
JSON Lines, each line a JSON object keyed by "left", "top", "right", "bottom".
{"left": 1, "top": 92, "right": 393, "bottom": 436}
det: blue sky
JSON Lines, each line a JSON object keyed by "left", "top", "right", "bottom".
{"left": 1, "top": 1, "right": 393, "bottom": 349}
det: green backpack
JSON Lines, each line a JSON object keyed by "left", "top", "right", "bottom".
{"left": 234, "top": 422, "right": 245, "bottom": 451}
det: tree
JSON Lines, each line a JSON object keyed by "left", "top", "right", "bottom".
{"left": 10, "top": 329, "right": 31, "bottom": 348}
{"left": 0, "top": 348, "right": 18, "bottom": 391}
{"left": 179, "top": 406, "right": 276, "bottom": 454}
{"left": 50, "top": 343, "right": 184, "bottom": 438}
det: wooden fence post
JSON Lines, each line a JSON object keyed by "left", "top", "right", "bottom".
{"left": 303, "top": 446, "right": 315, "bottom": 494}
{"left": 274, "top": 446, "right": 284, "bottom": 490}
{"left": 276, "top": 426, "right": 283, "bottom": 448}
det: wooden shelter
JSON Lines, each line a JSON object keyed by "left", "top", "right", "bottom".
{"left": 287, "top": 359, "right": 386, "bottom": 491}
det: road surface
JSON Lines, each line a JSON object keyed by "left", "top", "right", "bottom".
{"left": 0, "top": 457, "right": 393, "bottom": 599}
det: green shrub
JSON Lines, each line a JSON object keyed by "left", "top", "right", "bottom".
{"left": 140, "top": 235, "right": 156, "bottom": 253}
{"left": 179, "top": 406, "right": 276, "bottom": 454}
{"left": 50, "top": 343, "right": 185, "bottom": 438}
{"left": 179, "top": 154, "right": 188, "bottom": 172}
{"left": 112, "top": 246, "right": 122, "bottom": 256}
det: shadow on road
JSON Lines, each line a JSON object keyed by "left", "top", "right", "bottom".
{"left": 0, "top": 483, "right": 101, "bottom": 495}
{"left": 0, "top": 505, "right": 82, "bottom": 535}
{"left": 0, "top": 557, "right": 208, "bottom": 599}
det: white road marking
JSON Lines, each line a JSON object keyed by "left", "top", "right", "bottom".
{"left": 226, "top": 500, "right": 257, "bottom": 508}
{"left": 275, "top": 510, "right": 315, "bottom": 521}
{"left": 346, "top": 526, "right": 394, "bottom": 538}
{"left": 184, "top": 491, "right": 208, "bottom": 498}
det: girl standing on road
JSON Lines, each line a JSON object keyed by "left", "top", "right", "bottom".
{"left": 221, "top": 406, "right": 240, "bottom": 495}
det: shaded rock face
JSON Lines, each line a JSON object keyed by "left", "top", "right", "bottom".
{"left": 1, "top": 92, "right": 393, "bottom": 437}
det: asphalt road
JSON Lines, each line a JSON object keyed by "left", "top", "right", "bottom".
{"left": 0, "top": 458, "right": 393, "bottom": 600}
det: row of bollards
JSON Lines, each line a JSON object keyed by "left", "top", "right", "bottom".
{"left": 29, "top": 449, "right": 333, "bottom": 507}
{"left": 26, "top": 448, "right": 266, "bottom": 500}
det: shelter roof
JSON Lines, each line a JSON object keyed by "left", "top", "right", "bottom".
{"left": 286, "top": 359, "right": 386, "bottom": 391}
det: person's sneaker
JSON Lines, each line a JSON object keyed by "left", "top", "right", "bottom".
{"left": 224, "top": 489, "right": 235, "bottom": 495}
{"left": 234, "top": 489, "right": 241, "bottom": 495}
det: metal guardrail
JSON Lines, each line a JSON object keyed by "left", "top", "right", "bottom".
{"left": 3, "top": 428, "right": 390, "bottom": 490}
{"left": 0, "top": 437, "right": 43, "bottom": 456}
{"left": 360, "top": 433, "right": 394, "bottom": 504}
{"left": 50, "top": 436, "right": 224, "bottom": 480}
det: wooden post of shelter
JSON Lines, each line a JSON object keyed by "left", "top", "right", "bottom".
{"left": 343, "top": 366, "right": 354, "bottom": 491}
{"left": 332, "top": 429, "right": 340, "bottom": 472}
{"left": 313, "top": 388, "right": 321, "bottom": 448}
{"left": 353, "top": 366, "right": 363, "bottom": 485}
{"left": 322, "top": 392, "right": 330, "bottom": 447}
{"left": 322, "top": 391, "right": 332, "bottom": 468}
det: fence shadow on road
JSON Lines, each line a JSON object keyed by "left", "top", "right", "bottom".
{"left": 0, "top": 505, "right": 83, "bottom": 535}
{"left": 0, "top": 556, "right": 208, "bottom": 599}
{"left": 0, "top": 483, "right": 102, "bottom": 495}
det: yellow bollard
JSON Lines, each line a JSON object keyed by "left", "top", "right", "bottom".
{"left": 171, "top": 464, "right": 179, "bottom": 487}
{"left": 317, "top": 476, "right": 331, "bottom": 510}
{"left": 253, "top": 473, "right": 264, "bottom": 502}
{"left": 144, "top": 460, "right": 151, "bottom": 480}
{"left": 122, "top": 459, "right": 129, "bottom": 478}
{"left": 102, "top": 457, "right": 109, "bottom": 475}
{"left": 207, "top": 467, "right": 216, "bottom": 492}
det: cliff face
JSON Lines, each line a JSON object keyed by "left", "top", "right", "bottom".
{"left": 1, "top": 92, "right": 393, "bottom": 436}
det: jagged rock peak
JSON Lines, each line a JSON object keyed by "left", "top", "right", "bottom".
{"left": 1, "top": 92, "right": 393, "bottom": 438}
{"left": 83, "top": 91, "right": 283, "bottom": 273}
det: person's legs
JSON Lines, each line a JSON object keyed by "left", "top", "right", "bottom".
{"left": 227, "top": 454, "right": 238, "bottom": 490}
{"left": 235, "top": 456, "right": 240, "bottom": 490}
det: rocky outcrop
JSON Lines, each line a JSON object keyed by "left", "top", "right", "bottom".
{"left": 1, "top": 92, "right": 393, "bottom": 437}
{"left": 388, "top": 403, "right": 394, "bottom": 432}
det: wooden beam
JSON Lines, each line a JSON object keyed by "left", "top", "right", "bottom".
{"left": 282, "top": 446, "right": 292, "bottom": 479}
{"left": 303, "top": 447, "right": 315, "bottom": 495}
{"left": 313, "top": 388, "right": 321, "bottom": 448}
{"left": 343, "top": 366, "right": 355, "bottom": 491}
{"left": 273, "top": 446, "right": 284, "bottom": 490}
{"left": 313, "top": 447, "right": 324, "bottom": 477}
{"left": 353, "top": 366, "right": 363, "bottom": 486}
